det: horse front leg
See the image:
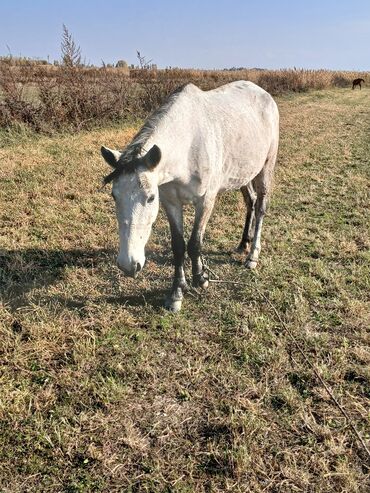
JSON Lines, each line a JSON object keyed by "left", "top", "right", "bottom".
{"left": 188, "top": 195, "right": 216, "bottom": 289}
{"left": 162, "top": 201, "right": 188, "bottom": 312}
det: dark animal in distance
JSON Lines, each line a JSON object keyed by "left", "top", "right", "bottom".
{"left": 352, "top": 78, "right": 365, "bottom": 90}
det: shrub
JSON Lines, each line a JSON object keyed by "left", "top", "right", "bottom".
{"left": 0, "top": 44, "right": 368, "bottom": 133}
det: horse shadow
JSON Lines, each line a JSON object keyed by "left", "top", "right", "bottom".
{"left": 0, "top": 248, "right": 106, "bottom": 308}
{"left": 0, "top": 245, "right": 240, "bottom": 314}
{"left": 0, "top": 247, "right": 172, "bottom": 312}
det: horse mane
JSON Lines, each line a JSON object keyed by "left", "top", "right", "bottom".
{"left": 104, "top": 84, "right": 188, "bottom": 184}
{"left": 126, "top": 84, "right": 187, "bottom": 157}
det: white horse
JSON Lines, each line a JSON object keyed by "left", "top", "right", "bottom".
{"left": 101, "top": 81, "right": 279, "bottom": 312}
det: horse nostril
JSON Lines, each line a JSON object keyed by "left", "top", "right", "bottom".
{"left": 136, "top": 262, "right": 142, "bottom": 273}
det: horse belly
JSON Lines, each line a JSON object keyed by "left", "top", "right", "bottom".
{"left": 217, "top": 109, "right": 274, "bottom": 191}
{"left": 219, "top": 162, "right": 263, "bottom": 191}
{"left": 219, "top": 138, "right": 270, "bottom": 191}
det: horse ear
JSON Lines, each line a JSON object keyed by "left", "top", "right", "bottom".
{"left": 101, "top": 146, "right": 122, "bottom": 168}
{"left": 144, "top": 145, "right": 161, "bottom": 170}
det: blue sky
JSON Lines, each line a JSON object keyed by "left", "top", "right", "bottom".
{"left": 1, "top": 0, "right": 369, "bottom": 69}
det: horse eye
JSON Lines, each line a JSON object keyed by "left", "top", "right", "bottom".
{"left": 147, "top": 195, "right": 155, "bottom": 204}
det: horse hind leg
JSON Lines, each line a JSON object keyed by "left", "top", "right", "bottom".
{"left": 245, "top": 148, "right": 277, "bottom": 270}
{"left": 235, "top": 182, "right": 257, "bottom": 253}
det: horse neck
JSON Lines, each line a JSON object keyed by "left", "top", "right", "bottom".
{"left": 142, "top": 129, "right": 184, "bottom": 187}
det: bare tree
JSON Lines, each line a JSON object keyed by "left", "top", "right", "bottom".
{"left": 136, "top": 50, "right": 153, "bottom": 69}
{"left": 61, "top": 24, "right": 81, "bottom": 67}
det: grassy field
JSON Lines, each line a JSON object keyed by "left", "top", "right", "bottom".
{"left": 0, "top": 87, "right": 369, "bottom": 492}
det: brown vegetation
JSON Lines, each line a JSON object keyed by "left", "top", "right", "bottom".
{"left": 1, "top": 60, "right": 368, "bottom": 133}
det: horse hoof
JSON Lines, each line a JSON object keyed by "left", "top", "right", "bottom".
{"left": 164, "top": 298, "right": 182, "bottom": 313}
{"left": 245, "top": 259, "right": 258, "bottom": 270}
{"left": 193, "top": 273, "right": 209, "bottom": 289}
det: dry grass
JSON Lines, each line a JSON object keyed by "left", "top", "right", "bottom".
{"left": 0, "top": 87, "right": 369, "bottom": 492}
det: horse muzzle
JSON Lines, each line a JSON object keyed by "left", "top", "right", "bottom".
{"left": 117, "top": 258, "right": 143, "bottom": 278}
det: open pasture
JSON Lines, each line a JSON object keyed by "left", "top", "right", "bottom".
{"left": 0, "top": 87, "right": 369, "bottom": 492}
